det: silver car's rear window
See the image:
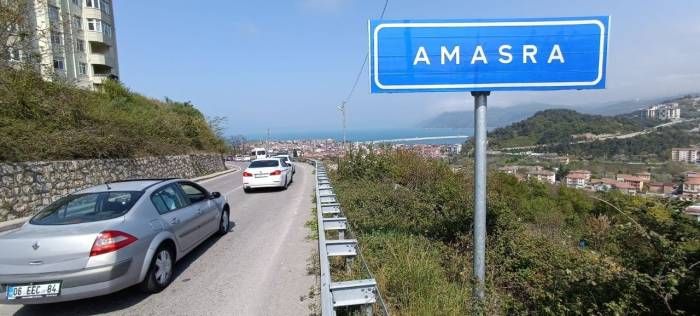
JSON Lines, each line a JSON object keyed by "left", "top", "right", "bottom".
{"left": 30, "top": 191, "right": 143, "bottom": 225}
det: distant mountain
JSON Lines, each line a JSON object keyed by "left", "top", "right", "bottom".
{"left": 419, "top": 103, "right": 574, "bottom": 129}
{"left": 487, "top": 109, "right": 650, "bottom": 148}
{"left": 419, "top": 94, "right": 700, "bottom": 129}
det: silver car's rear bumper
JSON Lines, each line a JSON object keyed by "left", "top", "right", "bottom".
{"left": 0, "top": 259, "right": 135, "bottom": 304}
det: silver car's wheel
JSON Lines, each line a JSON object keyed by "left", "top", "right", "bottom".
{"left": 154, "top": 250, "right": 172, "bottom": 285}
{"left": 140, "top": 245, "right": 175, "bottom": 293}
{"left": 218, "top": 209, "right": 230, "bottom": 235}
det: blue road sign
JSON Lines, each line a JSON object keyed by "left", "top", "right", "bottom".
{"left": 369, "top": 17, "right": 610, "bottom": 93}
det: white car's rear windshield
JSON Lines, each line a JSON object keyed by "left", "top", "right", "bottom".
{"left": 30, "top": 191, "right": 143, "bottom": 225}
{"left": 256, "top": 151, "right": 266, "bottom": 155}
{"left": 249, "top": 160, "right": 279, "bottom": 168}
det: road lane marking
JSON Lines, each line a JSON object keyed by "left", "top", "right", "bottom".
{"left": 225, "top": 185, "right": 243, "bottom": 197}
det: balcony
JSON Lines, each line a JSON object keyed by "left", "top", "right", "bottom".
{"left": 82, "top": 7, "right": 113, "bottom": 22}
{"left": 85, "top": 31, "right": 113, "bottom": 46}
{"left": 89, "top": 52, "right": 115, "bottom": 68}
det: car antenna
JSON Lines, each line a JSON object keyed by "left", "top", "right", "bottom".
{"left": 105, "top": 181, "right": 112, "bottom": 190}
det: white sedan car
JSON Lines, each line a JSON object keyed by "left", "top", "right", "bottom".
{"left": 242, "top": 158, "right": 293, "bottom": 192}
{"left": 272, "top": 155, "right": 295, "bottom": 174}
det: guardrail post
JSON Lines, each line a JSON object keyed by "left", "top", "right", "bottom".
{"left": 362, "top": 304, "right": 373, "bottom": 316}
{"left": 315, "top": 160, "right": 385, "bottom": 315}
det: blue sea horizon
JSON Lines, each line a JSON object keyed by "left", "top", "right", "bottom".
{"left": 244, "top": 128, "right": 473, "bottom": 145}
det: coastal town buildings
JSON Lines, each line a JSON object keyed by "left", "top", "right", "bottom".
{"left": 527, "top": 170, "right": 556, "bottom": 184}
{"left": 646, "top": 103, "right": 681, "bottom": 120}
{"left": 5, "top": 0, "right": 119, "bottom": 90}
{"left": 671, "top": 148, "right": 699, "bottom": 163}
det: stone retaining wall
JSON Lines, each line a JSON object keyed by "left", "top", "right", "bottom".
{"left": 0, "top": 154, "right": 225, "bottom": 221}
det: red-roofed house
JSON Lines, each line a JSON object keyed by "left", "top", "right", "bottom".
{"left": 564, "top": 172, "right": 589, "bottom": 189}
{"left": 612, "top": 181, "right": 638, "bottom": 195}
{"left": 569, "top": 170, "right": 592, "bottom": 181}
{"left": 682, "top": 177, "right": 700, "bottom": 199}
{"left": 527, "top": 170, "right": 555, "bottom": 184}
{"left": 648, "top": 182, "right": 674, "bottom": 195}
{"left": 636, "top": 172, "right": 652, "bottom": 181}
{"left": 616, "top": 174, "right": 646, "bottom": 192}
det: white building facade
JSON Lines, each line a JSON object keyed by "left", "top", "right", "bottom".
{"left": 12, "top": 0, "right": 119, "bottom": 90}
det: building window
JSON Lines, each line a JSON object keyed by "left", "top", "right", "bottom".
{"left": 85, "top": 0, "right": 97, "bottom": 8}
{"left": 48, "top": 5, "right": 60, "bottom": 21}
{"left": 87, "top": 18, "right": 101, "bottom": 31}
{"left": 72, "top": 15, "right": 81, "bottom": 29}
{"left": 50, "top": 32, "right": 62, "bottom": 45}
{"left": 75, "top": 39, "right": 85, "bottom": 52}
{"left": 53, "top": 57, "right": 65, "bottom": 71}
{"left": 100, "top": 0, "right": 110, "bottom": 14}
{"left": 72, "top": 0, "right": 80, "bottom": 5}
{"left": 102, "top": 21, "right": 112, "bottom": 37}
{"left": 78, "top": 62, "right": 87, "bottom": 75}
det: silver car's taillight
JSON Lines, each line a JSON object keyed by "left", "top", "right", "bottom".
{"left": 90, "top": 230, "right": 138, "bottom": 257}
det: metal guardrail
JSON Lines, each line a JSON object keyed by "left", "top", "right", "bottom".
{"left": 314, "top": 161, "right": 389, "bottom": 316}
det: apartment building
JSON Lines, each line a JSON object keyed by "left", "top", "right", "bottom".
{"left": 671, "top": 148, "right": 699, "bottom": 163}
{"left": 616, "top": 174, "right": 646, "bottom": 192}
{"left": 8, "top": 0, "right": 119, "bottom": 90}
{"left": 646, "top": 103, "right": 681, "bottom": 120}
{"left": 527, "top": 170, "right": 556, "bottom": 184}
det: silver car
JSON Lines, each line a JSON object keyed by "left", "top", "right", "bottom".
{"left": 0, "top": 178, "right": 231, "bottom": 304}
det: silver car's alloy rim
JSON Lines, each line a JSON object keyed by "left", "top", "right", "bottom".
{"left": 155, "top": 250, "right": 172, "bottom": 285}
{"left": 222, "top": 211, "right": 229, "bottom": 231}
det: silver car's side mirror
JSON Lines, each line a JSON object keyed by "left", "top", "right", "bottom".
{"left": 210, "top": 192, "right": 222, "bottom": 199}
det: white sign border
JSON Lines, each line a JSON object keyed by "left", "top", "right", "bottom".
{"left": 371, "top": 19, "right": 608, "bottom": 91}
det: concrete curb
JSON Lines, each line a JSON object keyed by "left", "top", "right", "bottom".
{"left": 190, "top": 166, "right": 240, "bottom": 182}
{"left": 0, "top": 165, "right": 243, "bottom": 233}
{"left": 0, "top": 217, "right": 27, "bottom": 234}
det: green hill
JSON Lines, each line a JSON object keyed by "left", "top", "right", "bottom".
{"left": 418, "top": 103, "right": 570, "bottom": 129}
{"left": 488, "top": 109, "right": 652, "bottom": 148}
{"left": 332, "top": 149, "right": 700, "bottom": 315}
{"left": 0, "top": 68, "right": 227, "bottom": 162}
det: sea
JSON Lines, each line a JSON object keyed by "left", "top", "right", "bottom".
{"left": 245, "top": 128, "right": 472, "bottom": 145}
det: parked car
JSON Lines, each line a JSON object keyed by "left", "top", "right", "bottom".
{"left": 242, "top": 158, "right": 293, "bottom": 192}
{"left": 0, "top": 179, "right": 230, "bottom": 304}
{"left": 272, "top": 155, "right": 295, "bottom": 174}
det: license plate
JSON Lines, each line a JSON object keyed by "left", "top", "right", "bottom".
{"left": 255, "top": 174, "right": 267, "bottom": 178}
{"left": 6, "top": 282, "right": 61, "bottom": 300}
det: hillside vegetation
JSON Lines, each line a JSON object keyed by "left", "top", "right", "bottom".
{"left": 331, "top": 150, "right": 699, "bottom": 315}
{"left": 546, "top": 123, "right": 700, "bottom": 161}
{"left": 0, "top": 68, "right": 227, "bottom": 162}
{"left": 489, "top": 109, "right": 650, "bottom": 148}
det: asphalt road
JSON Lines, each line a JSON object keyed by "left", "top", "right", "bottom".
{"left": 1, "top": 162, "right": 317, "bottom": 316}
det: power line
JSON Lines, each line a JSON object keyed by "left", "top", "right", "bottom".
{"left": 338, "top": 0, "right": 389, "bottom": 149}
{"left": 343, "top": 0, "right": 389, "bottom": 103}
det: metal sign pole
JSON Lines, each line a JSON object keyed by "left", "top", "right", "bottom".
{"left": 471, "top": 91, "right": 489, "bottom": 302}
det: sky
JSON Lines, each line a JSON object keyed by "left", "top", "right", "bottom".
{"left": 112, "top": 0, "right": 700, "bottom": 136}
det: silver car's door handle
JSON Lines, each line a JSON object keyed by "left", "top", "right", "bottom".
{"left": 171, "top": 217, "right": 180, "bottom": 225}
{"left": 196, "top": 208, "right": 203, "bottom": 215}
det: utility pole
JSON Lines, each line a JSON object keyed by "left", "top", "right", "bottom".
{"left": 338, "top": 101, "right": 347, "bottom": 151}
{"left": 471, "top": 91, "right": 489, "bottom": 304}
{"left": 266, "top": 128, "right": 271, "bottom": 150}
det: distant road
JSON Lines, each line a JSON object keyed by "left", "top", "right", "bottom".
{"left": 499, "top": 118, "right": 699, "bottom": 151}
{"left": 2, "top": 162, "right": 317, "bottom": 316}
